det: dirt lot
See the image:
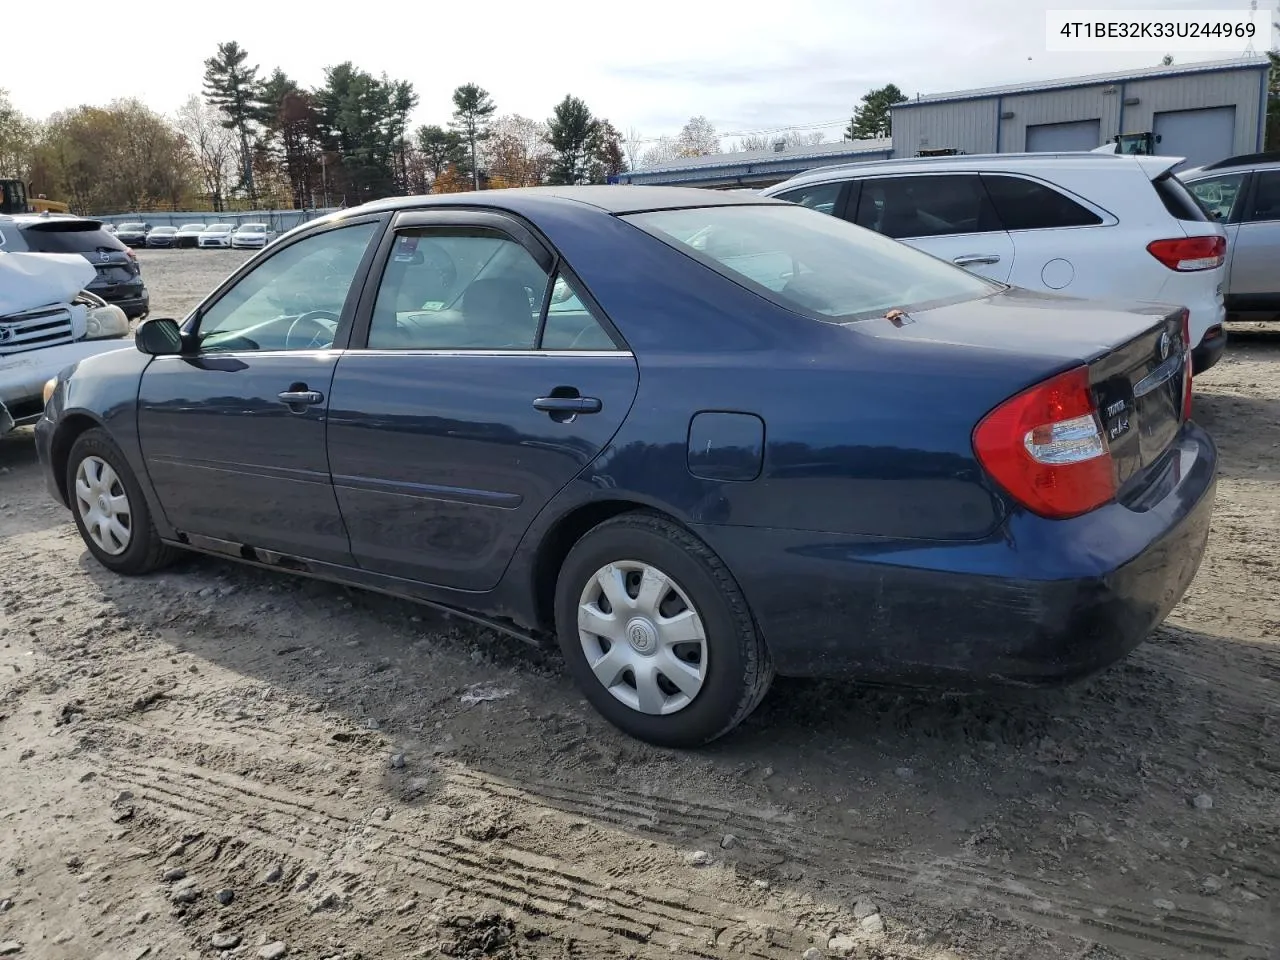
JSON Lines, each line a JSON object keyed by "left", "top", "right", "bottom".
{"left": 1, "top": 249, "right": 1277, "bottom": 960}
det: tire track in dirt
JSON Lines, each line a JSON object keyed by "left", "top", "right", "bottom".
{"left": 90, "top": 717, "right": 1264, "bottom": 960}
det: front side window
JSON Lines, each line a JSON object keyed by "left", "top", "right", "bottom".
{"left": 774, "top": 182, "right": 843, "bottom": 216}
{"left": 1185, "top": 173, "right": 1246, "bottom": 221}
{"left": 367, "top": 228, "right": 549, "bottom": 350}
{"left": 196, "top": 220, "right": 378, "bottom": 352}
{"left": 626, "top": 203, "right": 998, "bottom": 323}
{"left": 981, "top": 175, "right": 1103, "bottom": 230}
{"left": 1245, "top": 170, "right": 1280, "bottom": 222}
{"left": 853, "top": 174, "right": 999, "bottom": 239}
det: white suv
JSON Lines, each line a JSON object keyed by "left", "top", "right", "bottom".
{"left": 762, "top": 153, "right": 1228, "bottom": 374}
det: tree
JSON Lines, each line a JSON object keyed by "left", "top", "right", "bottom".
{"left": 1267, "top": 50, "right": 1280, "bottom": 151}
{"left": 385, "top": 78, "right": 419, "bottom": 194}
{"left": 485, "top": 115, "right": 550, "bottom": 187}
{"left": 175, "top": 95, "right": 238, "bottom": 211}
{"left": 545, "top": 95, "right": 601, "bottom": 185}
{"left": 0, "top": 88, "right": 35, "bottom": 181}
{"left": 255, "top": 69, "right": 322, "bottom": 208}
{"left": 203, "top": 42, "right": 261, "bottom": 203}
{"left": 594, "top": 120, "right": 627, "bottom": 181}
{"left": 416, "top": 124, "right": 466, "bottom": 185}
{"left": 735, "top": 131, "right": 825, "bottom": 151}
{"left": 641, "top": 135, "right": 681, "bottom": 168}
{"left": 844, "top": 83, "right": 907, "bottom": 140}
{"left": 677, "top": 116, "right": 720, "bottom": 156}
{"left": 450, "top": 83, "right": 496, "bottom": 190}
{"left": 623, "top": 126, "right": 645, "bottom": 172}
{"left": 314, "top": 63, "right": 411, "bottom": 204}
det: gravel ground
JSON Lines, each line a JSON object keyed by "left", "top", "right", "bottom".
{"left": 0, "top": 251, "right": 1277, "bottom": 960}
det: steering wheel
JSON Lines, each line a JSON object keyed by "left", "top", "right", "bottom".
{"left": 285, "top": 310, "right": 340, "bottom": 350}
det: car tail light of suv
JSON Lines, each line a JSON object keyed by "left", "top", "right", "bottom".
{"left": 1146, "top": 236, "right": 1226, "bottom": 272}
{"left": 973, "top": 365, "right": 1115, "bottom": 520}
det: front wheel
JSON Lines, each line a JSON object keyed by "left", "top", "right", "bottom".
{"left": 66, "top": 428, "right": 177, "bottom": 575}
{"left": 554, "top": 512, "right": 773, "bottom": 747}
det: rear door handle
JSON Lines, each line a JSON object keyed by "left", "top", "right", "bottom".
{"left": 953, "top": 254, "right": 1002, "bottom": 266}
{"left": 533, "top": 396, "right": 602, "bottom": 414}
{"left": 277, "top": 390, "right": 324, "bottom": 405}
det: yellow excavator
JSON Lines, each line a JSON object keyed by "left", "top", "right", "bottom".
{"left": 0, "top": 179, "right": 71, "bottom": 215}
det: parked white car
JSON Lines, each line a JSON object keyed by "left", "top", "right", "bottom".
{"left": 231, "top": 222, "right": 275, "bottom": 249}
{"left": 1, "top": 252, "right": 132, "bottom": 434}
{"left": 197, "top": 223, "right": 235, "bottom": 249}
{"left": 762, "top": 152, "right": 1229, "bottom": 373}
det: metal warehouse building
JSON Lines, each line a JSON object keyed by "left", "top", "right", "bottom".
{"left": 613, "top": 138, "right": 891, "bottom": 189}
{"left": 892, "top": 57, "right": 1271, "bottom": 171}
{"left": 625, "top": 57, "right": 1270, "bottom": 188}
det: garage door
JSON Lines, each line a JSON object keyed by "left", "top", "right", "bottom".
{"left": 1153, "top": 107, "right": 1236, "bottom": 170}
{"left": 1025, "top": 119, "right": 1102, "bottom": 153}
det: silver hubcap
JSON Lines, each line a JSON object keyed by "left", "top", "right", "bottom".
{"left": 577, "top": 561, "right": 708, "bottom": 715}
{"left": 74, "top": 456, "right": 132, "bottom": 556}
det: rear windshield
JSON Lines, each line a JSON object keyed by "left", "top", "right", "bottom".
{"left": 1153, "top": 173, "right": 1209, "bottom": 222}
{"left": 623, "top": 204, "right": 998, "bottom": 322}
{"left": 20, "top": 222, "right": 128, "bottom": 254}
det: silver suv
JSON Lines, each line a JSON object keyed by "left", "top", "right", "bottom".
{"left": 1180, "top": 152, "right": 1280, "bottom": 323}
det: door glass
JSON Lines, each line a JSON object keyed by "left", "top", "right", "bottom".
{"left": 1245, "top": 171, "right": 1280, "bottom": 222}
{"left": 854, "top": 175, "right": 999, "bottom": 239}
{"left": 367, "top": 228, "right": 549, "bottom": 350}
{"left": 540, "top": 272, "right": 617, "bottom": 350}
{"left": 197, "top": 221, "right": 378, "bottom": 353}
{"left": 774, "top": 182, "right": 843, "bottom": 216}
{"left": 1185, "top": 174, "right": 1245, "bottom": 221}
{"left": 1182, "top": 175, "right": 1244, "bottom": 221}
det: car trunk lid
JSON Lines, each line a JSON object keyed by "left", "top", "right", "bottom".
{"left": 862, "top": 287, "right": 1188, "bottom": 490}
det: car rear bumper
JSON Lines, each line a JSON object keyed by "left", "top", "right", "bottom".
{"left": 94, "top": 289, "right": 148, "bottom": 318}
{"left": 695, "top": 422, "right": 1217, "bottom": 686}
{"left": 1191, "top": 323, "right": 1227, "bottom": 374}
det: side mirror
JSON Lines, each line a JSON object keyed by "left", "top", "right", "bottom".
{"left": 135, "top": 317, "right": 185, "bottom": 356}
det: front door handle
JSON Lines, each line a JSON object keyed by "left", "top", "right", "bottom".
{"left": 533, "top": 396, "right": 602, "bottom": 414}
{"left": 952, "top": 254, "right": 1002, "bottom": 267}
{"left": 277, "top": 389, "right": 324, "bottom": 405}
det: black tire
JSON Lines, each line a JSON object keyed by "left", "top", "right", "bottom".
{"left": 66, "top": 428, "right": 178, "bottom": 575}
{"left": 554, "top": 511, "right": 774, "bottom": 748}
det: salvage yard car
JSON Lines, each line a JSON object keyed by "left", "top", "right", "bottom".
{"left": 197, "top": 223, "right": 235, "bottom": 249}
{"left": 35, "top": 186, "right": 1216, "bottom": 747}
{"left": 0, "top": 215, "right": 150, "bottom": 319}
{"left": 1, "top": 251, "right": 132, "bottom": 434}
{"left": 231, "top": 222, "right": 275, "bottom": 249}
{"left": 1180, "top": 152, "right": 1280, "bottom": 323}
{"left": 114, "top": 222, "right": 149, "bottom": 247}
{"left": 175, "top": 223, "right": 207, "bottom": 248}
{"left": 763, "top": 152, "right": 1230, "bottom": 374}
{"left": 146, "top": 225, "right": 179, "bottom": 248}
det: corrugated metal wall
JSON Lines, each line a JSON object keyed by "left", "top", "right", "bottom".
{"left": 892, "top": 66, "right": 1268, "bottom": 160}
{"left": 892, "top": 100, "right": 998, "bottom": 156}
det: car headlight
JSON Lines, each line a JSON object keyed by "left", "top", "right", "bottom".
{"left": 43, "top": 377, "right": 58, "bottom": 405}
{"left": 84, "top": 305, "right": 130, "bottom": 340}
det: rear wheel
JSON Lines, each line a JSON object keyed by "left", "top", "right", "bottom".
{"left": 554, "top": 512, "right": 773, "bottom": 747}
{"left": 66, "top": 429, "right": 177, "bottom": 575}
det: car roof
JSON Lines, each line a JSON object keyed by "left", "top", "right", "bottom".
{"left": 763, "top": 151, "right": 1180, "bottom": 191}
{"left": 1181, "top": 152, "right": 1280, "bottom": 178}
{"left": 350, "top": 185, "right": 787, "bottom": 218}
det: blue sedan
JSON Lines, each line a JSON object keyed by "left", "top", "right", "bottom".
{"left": 35, "top": 186, "right": 1216, "bottom": 747}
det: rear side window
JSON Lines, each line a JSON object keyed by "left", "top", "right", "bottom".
{"left": 852, "top": 175, "right": 999, "bottom": 239}
{"left": 1245, "top": 170, "right": 1280, "bottom": 222}
{"left": 20, "top": 223, "right": 128, "bottom": 254}
{"left": 981, "top": 174, "right": 1103, "bottom": 230}
{"left": 1152, "top": 174, "right": 1209, "bottom": 222}
{"left": 774, "top": 182, "right": 843, "bottom": 216}
{"left": 1185, "top": 173, "right": 1246, "bottom": 221}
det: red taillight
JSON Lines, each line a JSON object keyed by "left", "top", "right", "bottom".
{"left": 1180, "top": 309, "right": 1193, "bottom": 421}
{"left": 973, "top": 365, "right": 1115, "bottom": 520}
{"left": 1146, "top": 236, "right": 1225, "bottom": 272}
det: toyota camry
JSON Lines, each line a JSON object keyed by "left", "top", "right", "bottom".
{"left": 35, "top": 186, "right": 1216, "bottom": 747}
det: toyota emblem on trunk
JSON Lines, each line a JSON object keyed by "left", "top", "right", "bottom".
{"left": 1158, "top": 331, "right": 1171, "bottom": 361}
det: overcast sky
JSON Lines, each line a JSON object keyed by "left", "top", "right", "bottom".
{"left": 5, "top": 0, "right": 1271, "bottom": 144}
